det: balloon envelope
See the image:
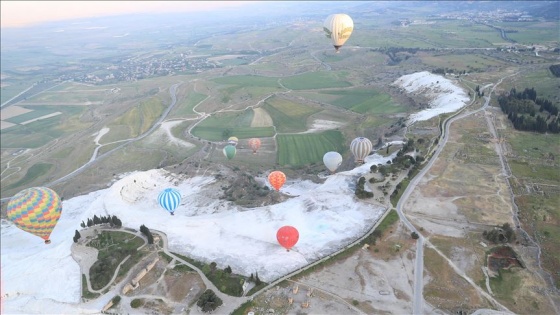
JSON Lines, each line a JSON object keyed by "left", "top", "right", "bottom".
{"left": 223, "top": 145, "right": 237, "bottom": 160}
{"left": 277, "top": 226, "right": 299, "bottom": 251}
{"left": 7, "top": 187, "right": 62, "bottom": 244}
{"left": 323, "top": 151, "right": 343, "bottom": 173}
{"left": 350, "top": 137, "right": 373, "bottom": 164}
{"left": 268, "top": 171, "right": 286, "bottom": 191}
{"left": 158, "top": 188, "right": 181, "bottom": 215}
{"left": 248, "top": 138, "right": 261, "bottom": 154}
{"left": 227, "top": 136, "right": 239, "bottom": 146}
{"left": 323, "top": 13, "right": 354, "bottom": 52}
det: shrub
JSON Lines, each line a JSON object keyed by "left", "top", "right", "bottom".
{"left": 130, "top": 298, "right": 144, "bottom": 308}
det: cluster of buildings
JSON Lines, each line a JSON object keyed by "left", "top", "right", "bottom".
{"left": 57, "top": 51, "right": 259, "bottom": 85}
{"left": 437, "top": 9, "right": 537, "bottom": 23}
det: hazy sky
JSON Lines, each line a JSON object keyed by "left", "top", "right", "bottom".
{"left": 0, "top": 1, "right": 257, "bottom": 28}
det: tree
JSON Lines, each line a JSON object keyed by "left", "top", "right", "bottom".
{"left": 209, "top": 262, "right": 217, "bottom": 273}
{"left": 93, "top": 215, "right": 100, "bottom": 225}
{"left": 112, "top": 215, "right": 122, "bottom": 228}
{"left": 87, "top": 218, "right": 93, "bottom": 227}
{"left": 80, "top": 221, "right": 86, "bottom": 228}
{"left": 224, "top": 265, "right": 232, "bottom": 274}
{"left": 255, "top": 272, "right": 262, "bottom": 286}
{"left": 74, "top": 230, "right": 81, "bottom": 241}
{"left": 411, "top": 232, "right": 419, "bottom": 239}
{"left": 140, "top": 224, "right": 154, "bottom": 244}
{"left": 197, "top": 289, "right": 223, "bottom": 313}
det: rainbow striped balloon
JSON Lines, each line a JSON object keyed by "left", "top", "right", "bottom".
{"left": 7, "top": 187, "right": 62, "bottom": 244}
{"left": 158, "top": 188, "right": 181, "bottom": 215}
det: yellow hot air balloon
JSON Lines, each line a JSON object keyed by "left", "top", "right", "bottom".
{"left": 323, "top": 14, "right": 354, "bottom": 53}
{"left": 6, "top": 187, "right": 63, "bottom": 244}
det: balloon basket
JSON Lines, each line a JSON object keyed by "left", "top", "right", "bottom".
{"left": 44, "top": 239, "right": 51, "bottom": 244}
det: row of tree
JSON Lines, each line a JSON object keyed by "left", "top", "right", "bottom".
{"left": 549, "top": 64, "right": 560, "bottom": 78}
{"left": 498, "top": 87, "right": 560, "bottom": 133}
{"left": 80, "top": 214, "right": 122, "bottom": 229}
{"left": 139, "top": 224, "right": 154, "bottom": 245}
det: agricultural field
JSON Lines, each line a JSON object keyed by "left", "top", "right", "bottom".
{"left": 191, "top": 109, "right": 275, "bottom": 141}
{"left": 263, "top": 96, "right": 320, "bottom": 133}
{"left": 2, "top": 163, "right": 53, "bottom": 191}
{"left": 280, "top": 71, "right": 352, "bottom": 90}
{"left": 211, "top": 75, "right": 280, "bottom": 88}
{"left": 419, "top": 52, "right": 509, "bottom": 73}
{"left": 277, "top": 131, "right": 345, "bottom": 166}
{"left": 323, "top": 88, "right": 404, "bottom": 114}
{"left": 492, "top": 21, "right": 560, "bottom": 44}
{"left": 171, "top": 89, "right": 207, "bottom": 117}
{"left": 0, "top": 105, "right": 87, "bottom": 148}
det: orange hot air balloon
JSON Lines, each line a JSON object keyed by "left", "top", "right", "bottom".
{"left": 6, "top": 187, "right": 62, "bottom": 244}
{"left": 277, "top": 226, "right": 299, "bottom": 251}
{"left": 248, "top": 138, "right": 261, "bottom": 154}
{"left": 268, "top": 171, "right": 286, "bottom": 191}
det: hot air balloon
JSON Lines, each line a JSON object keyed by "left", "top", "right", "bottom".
{"left": 323, "top": 14, "right": 354, "bottom": 53}
{"left": 350, "top": 137, "right": 372, "bottom": 164}
{"left": 277, "top": 226, "right": 299, "bottom": 251}
{"left": 227, "top": 136, "right": 239, "bottom": 146}
{"left": 268, "top": 171, "right": 286, "bottom": 191}
{"left": 158, "top": 188, "right": 181, "bottom": 215}
{"left": 323, "top": 151, "right": 343, "bottom": 173}
{"left": 223, "top": 145, "right": 236, "bottom": 160}
{"left": 248, "top": 138, "right": 261, "bottom": 154}
{"left": 6, "top": 187, "right": 62, "bottom": 244}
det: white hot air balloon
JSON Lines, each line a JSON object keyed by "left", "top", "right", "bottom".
{"left": 323, "top": 13, "right": 354, "bottom": 53}
{"left": 350, "top": 137, "right": 372, "bottom": 164}
{"left": 323, "top": 151, "right": 343, "bottom": 173}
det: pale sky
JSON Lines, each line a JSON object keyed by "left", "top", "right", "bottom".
{"left": 0, "top": 1, "right": 257, "bottom": 28}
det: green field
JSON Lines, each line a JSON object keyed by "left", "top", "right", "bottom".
{"left": 210, "top": 75, "right": 284, "bottom": 104}
{"left": 277, "top": 130, "right": 345, "bottom": 166}
{"left": 322, "top": 88, "right": 405, "bottom": 114}
{"left": 280, "top": 71, "right": 352, "bottom": 90}
{"left": 509, "top": 68, "right": 560, "bottom": 105}
{"left": 493, "top": 21, "right": 560, "bottom": 44}
{"left": 171, "top": 91, "right": 207, "bottom": 117}
{"left": 420, "top": 53, "right": 507, "bottom": 73}
{"left": 192, "top": 126, "right": 274, "bottom": 141}
{"left": 190, "top": 108, "right": 276, "bottom": 140}
{"left": 109, "top": 97, "right": 165, "bottom": 138}
{"left": 263, "top": 96, "right": 319, "bottom": 133}
{"left": 4, "top": 163, "right": 53, "bottom": 190}
{"left": 2, "top": 118, "right": 65, "bottom": 148}
{"left": 211, "top": 75, "right": 280, "bottom": 87}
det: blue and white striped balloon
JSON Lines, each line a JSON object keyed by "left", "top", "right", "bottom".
{"left": 158, "top": 188, "right": 181, "bottom": 215}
